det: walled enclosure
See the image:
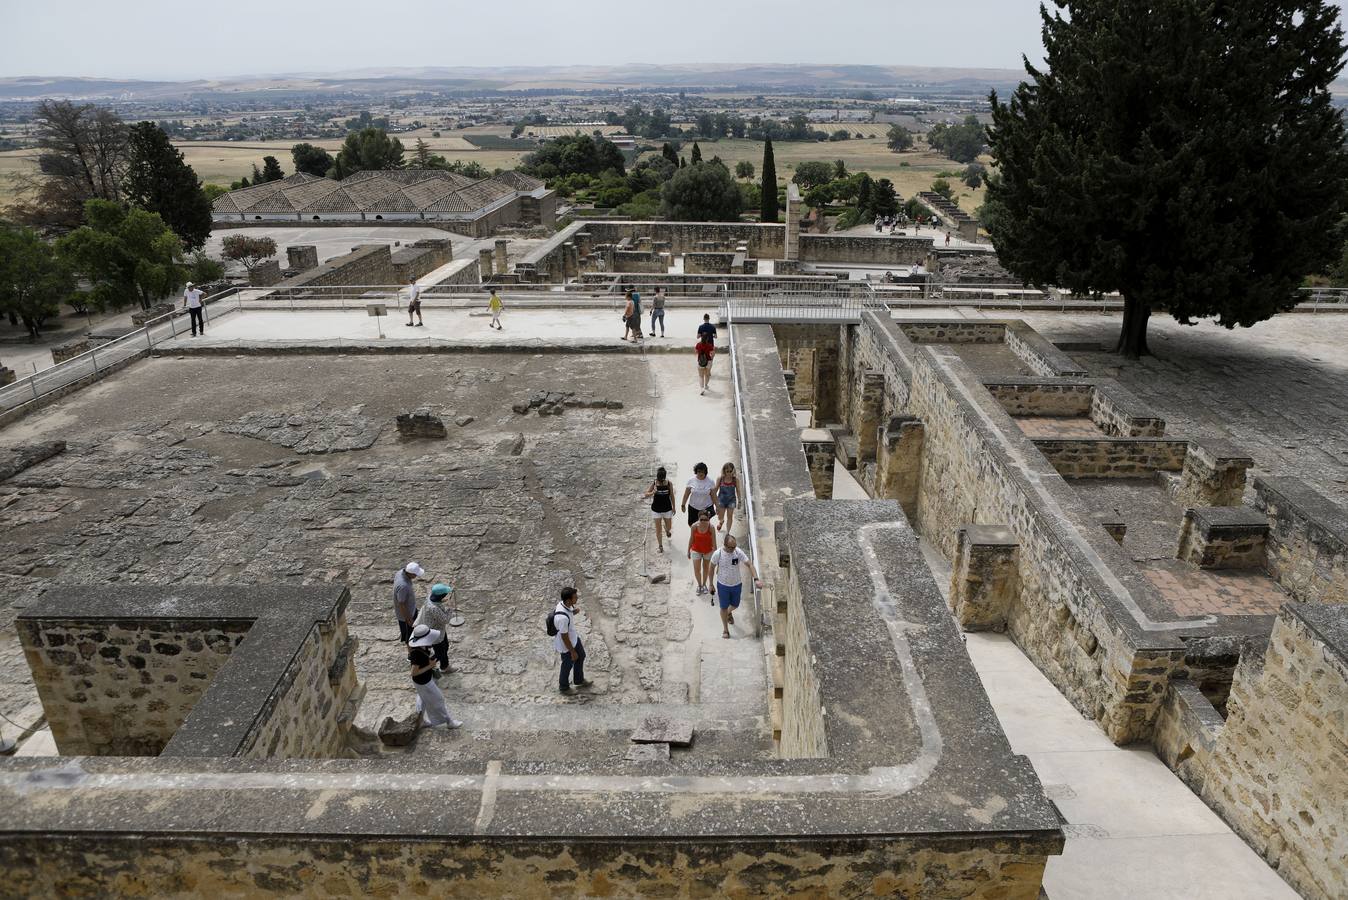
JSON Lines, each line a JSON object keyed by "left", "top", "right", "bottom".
{"left": 1153, "top": 603, "right": 1348, "bottom": 900}
{"left": 17, "top": 584, "right": 358, "bottom": 759}
{"left": 775, "top": 311, "right": 1348, "bottom": 898}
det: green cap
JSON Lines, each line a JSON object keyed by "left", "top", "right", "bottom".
{"left": 429, "top": 583, "right": 452, "bottom": 599}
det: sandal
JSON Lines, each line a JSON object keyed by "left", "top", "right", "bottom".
{"left": 722, "top": 632, "right": 730, "bottom": 639}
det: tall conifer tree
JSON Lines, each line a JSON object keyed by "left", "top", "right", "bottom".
{"left": 124, "top": 121, "right": 213, "bottom": 251}
{"left": 985, "top": 1, "right": 1348, "bottom": 357}
{"left": 760, "top": 139, "right": 779, "bottom": 223}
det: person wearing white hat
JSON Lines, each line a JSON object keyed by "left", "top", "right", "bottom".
{"left": 408, "top": 625, "right": 461, "bottom": 728}
{"left": 393, "top": 562, "right": 425, "bottom": 644}
{"left": 183, "top": 282, "right": 205, "bottom": 337}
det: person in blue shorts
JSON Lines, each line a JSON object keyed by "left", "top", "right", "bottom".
{"left": 710, "top": 534, "right": 762, "bottom": 639}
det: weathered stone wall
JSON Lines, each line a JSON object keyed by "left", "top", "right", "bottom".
{"left": 238, "top": 617, "right": 357, "bottom": 759}
{"left": 390, "top": 239, "right": 452, "bottom": 283}
{"left": 17, "top": 619, "right": 249, "bottom": 756}
{"left": 983, "top": 379, "right": 1095, "bottom": 417}
{"left": 1089, "top": 382, "right": 1166, "bottom": 436}
{"left": 683, "top": 251, "right": 737, "bottom": 274}
{"left": 427, "top": 258, "right": 481, "bottom": 289}
{"left": 0, "top": 833, "right": 1055, "bottom": 899}
{"left": 581, "top": 220, "right": 785, "bottom": 258}
{"left": 274, "top": 245, "right": 394, "bottom": 291}
{"left": 1253, "top": 476, "right": 1348, "bottom": 605}
{"left": 250, "top": 259, "right": 283, "bottom": 286}
{"left": 1031, "top": 438, "right": 1189, "bottom": 479}
{"left": 779, "top": 565, "right": 828, "bottom": 758}
{"left": 612, "top": 249, "right": 666, "bottom": 273}
{"left": 799, "top": 234, "right": 932, "bottom": 265}
{"left": 1157, "top": 605, "right": 1348, "bottom": 900}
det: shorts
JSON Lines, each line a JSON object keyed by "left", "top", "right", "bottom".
{"left": 651, "top": 509, "right": 673, "bottom": 520}
{"left": 688, "top": 504, "right": 714, "bottom": 526}
{"left": 717, "top": 489, "right": 737, "bottom": 509}
{"left": 717, "top": 582, "right": 742, "bottom": 610}
{"left": 408, "top": 300, "right": 422, "bottom": 313}
{"left": 690, "top": 550, "right": 712, "bottom": 561}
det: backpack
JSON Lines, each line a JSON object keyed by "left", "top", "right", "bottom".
{"left": 545, "top": 608, "right": 570, "bottom": 637}
{"left": 697, "top": 349, "right": 711, "bottom": 367}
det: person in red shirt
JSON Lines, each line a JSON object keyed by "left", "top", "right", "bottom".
{"left": 687, "top": 509, "right": 717, "bottom": 596}
{"left": 694, "top": 333, "right": 715, "bottom": 395}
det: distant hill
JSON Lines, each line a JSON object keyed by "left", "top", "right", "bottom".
{"left": 0, "top": 64, "right": 1032, "bottom": 100}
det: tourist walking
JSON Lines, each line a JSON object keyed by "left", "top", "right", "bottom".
{"left": 642, "top": 466, "right": 675, "bottom": 552}
{"left": 488, "top": 288, "right": 503, "bottom": 330}
{"left": 648, "top": 287, "right": 666, "bottom": 337}
{"left": 406, "top": 278, "right": 424, "bottom": 327}
{"left": 695, "top": 330, "right": 716, "bottom": 394}
{"left": 697, "top": 313, "right": 717, "bottom": 346}
{"left": 413, "top": 582, "right": 458, "bottom": 675}
{"left": 711, "top": 534, "right": 762, "bottom": 638}
{"left": 551, "top": 587, "right": 589, "bottom": 694}
{"left": 688, "top": 509, "right": 717, "bottom": 596}
{"left": 183, "top": 282, "right": 205, "bottom": 337}
{"left": 393, "top": 561, "right": 425, "bottom": 643}
{"left": 408, "top": 625, "right": 462, "bottom": 728}
{"left": 715, "top": 462, "right": 740, "bottom": 533}
{"left": 682, "top": 462, "right": 717, "bottom": 527}
{"left": 945, "top": 231, "right": 951, "bottom": 247}
{"left": 621, "top": 289, "right": 638, "bottom": 342}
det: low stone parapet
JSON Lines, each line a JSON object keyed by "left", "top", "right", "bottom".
{"left": 1174, "top": 439, "right": 1254, "bottom": 508}
{"left": 1176, "top": 506, "right": 1269, "bottom": 569}
{"left": 951, "top": 524, "right": 1020, "bottom": 631}
{"left": 50, "top": 338, "right": 91, "bottom": 365}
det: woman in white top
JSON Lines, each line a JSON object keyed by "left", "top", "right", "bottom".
{"left": 680, "top": 462, "right": 716, "bottom": 527}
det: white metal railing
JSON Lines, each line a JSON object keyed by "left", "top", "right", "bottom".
{"left": 0, "top": 289, "right": 242, "bottom": 416}
{"left": 725, "top": 309, "right": 764, "bottom": 640}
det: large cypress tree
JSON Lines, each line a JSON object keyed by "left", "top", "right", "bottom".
{"left": 760, "top": 139, "right": 779, "bottom": 223}
{"left": 985, "top": 1, "right": 1348, "bottom": 357}
{"left": 691, "top": 142, "right": 703, "bottom": 164}
{"left": 124, "top": 121, "right": 213, "bottom": 252}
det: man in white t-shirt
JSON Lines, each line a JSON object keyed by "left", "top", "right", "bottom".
{"left": 710, "top": 534, "right": 762, "bottom": 639}
{"left": 680, "top": 461, "right": 716, "bottom": 527}
{"left": 552, "top": 587, "right": 589, "bottom": 693}
{"left": 183, "top": 282, "right": 205, "bottom": 336}
{"left": 405, "top": 278, "right": 424, "bottom": 327}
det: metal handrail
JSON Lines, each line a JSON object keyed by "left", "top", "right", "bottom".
{"left": 725, "top": 309, "right": 765, "bottom": 640}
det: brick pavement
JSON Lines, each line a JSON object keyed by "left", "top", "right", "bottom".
{"left": 1138, "top": 559, "right": 1289, "bottom": 617}
{"left": 1016, "top": 416, "right": 1107, "bottom": 439}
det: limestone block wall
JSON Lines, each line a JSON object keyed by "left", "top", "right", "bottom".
{"left": 274, "top": 245, "right": 394, "bottom": 291}
{"left": 1031, "top": 438, "right": 1189, "bottom": 479}
{"left": 1089, "top": 382, "right": 1166, "bottom": 436}
{"left": 238, "top": 617, "right": 357, "bottom": 759}
{"left": 1157, "top": 605, "right": 1348, "bottom": 900}
{"left": 581, "top": 220, "right": 785, "bottom": 258}
{"left": 779, "top": 569, "right": 828, "bottom": 758}
{"left": 18, "top": 619, "right": 250, "bottom": 755}
{"left": 0, "top": 833, "right": 1056, "bottom": 899}
{"left": 612, "top": 249, "right": 666, "bottom": 273}
{"left": 684, "top": 251, "right": 737, "bottom": 274}
{"left": 984, "top": 380, "right": 1095, "bottom": 417}
{"left": 798, "top": 234, "right": 932, "bottom": 265}
{"left": 390, "top": 239, "right": 453, "bottom": 283}
{"left": 1253, "top": 476, "right": 1348, "bottom": 605}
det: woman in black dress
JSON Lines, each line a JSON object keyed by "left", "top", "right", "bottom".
{"left": 642, "top": 466, "right": 675, "bottom": 552}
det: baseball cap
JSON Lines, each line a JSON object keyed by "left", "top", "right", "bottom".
{"left": 429, "top": 583, "right": 452, "bottom": 600}
{"left": 405, "top": 562, "right": 426, "bottom": 578}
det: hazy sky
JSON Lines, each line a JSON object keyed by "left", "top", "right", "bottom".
{"left": 5, "top": 1, "right": 1051, "bottom": 80}
{"left": 5, "top": 1, "right": 1348, "bottom": 82}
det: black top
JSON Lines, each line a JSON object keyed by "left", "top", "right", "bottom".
{"left": 651, "top": 480, "right": 673, "bottom": 513}
{"left": 697, "top": 322, "right": 717, "bottom": 343}
{"left": 409, "top": 646, "right": 434, "bottom": 685}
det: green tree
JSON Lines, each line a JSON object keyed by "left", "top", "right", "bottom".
{"left": 661, "top": 162, "right": 744, "bottom": 221}
{"left": 961, "top": 162, "right": 986, "bottom": 189}
{"left": 186, "top": 251, "right": 224, "bottom": 285}
{"left": 413, "top": 138, "right": 435, "bottom": 166}
{"left": 886, "top": 124, "right": 914, "bottom": 151}
{"left": 0, "top": 226, "right": 73, "bottom": 339}
{"left": 219, "top": 234, "right": 278, "bottom": 274}
{"left": 833, "top": 160, "right": 847, "bottom": 179}
{"left": 691, "top": 142, "right": 703, "bottom": 164}
{"left": 931, "top": 178, "right": 953, "bottom": 200}
{"left": 928, "top": 116, "right": 986, "bottom": 164}
{"left": 520, "top": 134, "right": 625, "bottom": 180}
{"left": 985, "top": 0, "right": 1348, "bottom": 357}
{"left": 123, "top": 121, "right": 213, "bottom": 252}
{"left": 792, "top": 161, "right": 835, "bottom": 191}
{"left": 202, "top": 183, "right": 228, "bottom": 203}
{"left": 662, "top": 143, "right": 680, "bottom": 166}
{"left": 735, "top": 160, "right": 754, "bottom": 180}
{"left": 57, "top": 199, "right": 185, "bottom": 312}
{"left": 9, "top": 100, "right": 129, "bottom": 229}
{"left": 291, "top": 143, "right": 334, "bottom": 177}
{"left": 760, "top": 139, "right": 779, "bottom": 223}
{"left": 871, "top": 178, "right": 899, "bottom": 218}
{"left": 260, "top": 156, "right": 284, "bottom": 182}
{"left": 331, "top": 128, "right": 405, "bottom": 179}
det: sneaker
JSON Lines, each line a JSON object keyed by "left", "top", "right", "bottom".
{"left": 574, "top": 679, "right": 591, "bottom": 688}
{"left": 406, "top": 322, "right": 414, "bottom": 327}
{"left": 448, "top": 719, "right": 463, "bottom": 729}
{"left": 695, "top": 585, "right": 705, "bottom": 595}
{"left": 649, "top": 332, "right": 656, "bottom": 336}
{"left": 414, "top": 322, "right": 424, "bottom": 327}
{"left": 559, "top": 686, "right": 572, "bottom": 694}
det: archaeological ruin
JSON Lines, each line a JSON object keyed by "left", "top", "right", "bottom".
{"left": 0, "top": 215, "right": 1344, "bottom": 899}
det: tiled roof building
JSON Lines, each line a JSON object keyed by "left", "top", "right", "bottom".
{"left": 212, "top": 169, "right": 555, "bottom": 236}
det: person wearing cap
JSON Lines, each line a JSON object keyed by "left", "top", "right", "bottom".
{"left": 393, "top": 562, "right": 425, "bottom": 644}
{"left": 183, "top": 282, "right": 205, "bottom": 337}
{"left": 413, "top": 582, "right": 458, "bottom": 675}
{"left": 408, "top": 625, "right": 461, "bottom": 729}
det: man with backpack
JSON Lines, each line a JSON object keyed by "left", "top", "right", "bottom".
{"left": 548, "top": 587, "right": 589, "bottom": 694}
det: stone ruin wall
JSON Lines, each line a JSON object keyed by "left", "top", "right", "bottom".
{"left": 0, "top": 833, "right": 1055, "bottom": 899}
{"left": 236, "top": 617, "right": 358, "bottom": 760}
{"left": 1254, "top": 476, "right": 1348, "bottom": 605}
{"left": 1152, "top": 605, "right": 1347, "bottom": 900}
{"left": 18, "top": 619, "right": 250, "bottom": 756}
{"left": 798, "top": 234, "right": 932, "bottom": 266}
{"left": 390, "top": 239, "right": 453, "bottom": 284}
{"left": 581, "top": 220, "right": 785, "bottom": 258}
{"left": 273, "top": 245, "right": 396, "bottom": 291}
{"left": 778, "top": 561, "right": 828, "bottom": 758}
